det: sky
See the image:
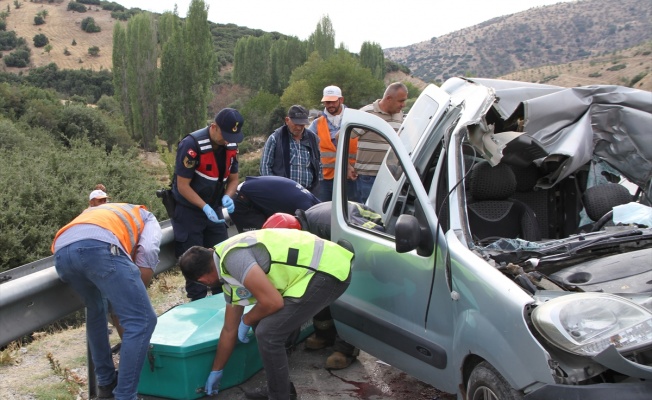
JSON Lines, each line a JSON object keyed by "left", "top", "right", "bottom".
{"left": 114, "top": 0, "right": 575, "bottom": 51}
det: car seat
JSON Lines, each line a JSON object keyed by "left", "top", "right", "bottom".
{"left": 580, "top": 183, "right": 632, "bottom": 232}
{"left": 467, "top": 161, "right": 542, "bottom": 243}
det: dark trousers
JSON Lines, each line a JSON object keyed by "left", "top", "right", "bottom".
{"left": 318, "top": 178, "right": 358, "bottom": 202}
{"left": 254, "top": 272, "right": 350, "bottom": 400}
{"left": 172, "top": 203, "right": 227, "bottom": 300}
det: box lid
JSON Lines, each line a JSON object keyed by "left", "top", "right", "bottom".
{"left": 149, "top": 295, "right": 249, "bottom": 354}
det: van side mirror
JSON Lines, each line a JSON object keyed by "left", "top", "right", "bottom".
{"left": 395, "top": 214, "right": 435, "bottom": 255}
{"left": 395, "top": 215, "right": 421, "bottom": 253}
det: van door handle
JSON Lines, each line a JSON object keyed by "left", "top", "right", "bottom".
{"left": 382, "top": 192, "right": 392, "bottom": 213}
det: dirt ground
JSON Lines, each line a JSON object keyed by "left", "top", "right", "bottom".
{"left": 0, "top": 268, "right": 455, "bottom": 400}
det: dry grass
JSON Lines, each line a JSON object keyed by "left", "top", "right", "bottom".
{"left": 1, "top": 0, "right": 122, "bottom": 73}
{"left": 500, "top": 41, "right": 652, "bottom": 91}
{"left": 0, "top": 269, "right": 188, "bottom": 400}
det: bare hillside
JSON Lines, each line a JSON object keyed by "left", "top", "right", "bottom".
{"left": 386, "top": 0, "right": 652, "bottom": 84}
{"left": 1, "top": 0, "right": 122, "bottom": 73}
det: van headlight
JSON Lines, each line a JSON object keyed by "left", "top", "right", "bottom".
{"left": 531, "top": 293, "right": 652, "bottom": 356}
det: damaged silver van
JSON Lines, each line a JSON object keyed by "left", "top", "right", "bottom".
{"left": 329, "top": 77, "right": 652, "bottom": 399}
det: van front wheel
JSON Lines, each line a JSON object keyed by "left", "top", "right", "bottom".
{"left": 467, "top": 361, "right": 524, "bottom": 400}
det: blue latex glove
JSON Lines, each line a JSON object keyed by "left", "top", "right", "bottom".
{"left": 238, "top": 315, "right": 251, "bottom": 343}
{"left": 204, "top": 370, "right": 223, "bottom": 395}
{"left": 222, "top": 195, "right": 235, "bottom": 214}
{"left": 202, "top": 204, "right": 224, "bottom": 224}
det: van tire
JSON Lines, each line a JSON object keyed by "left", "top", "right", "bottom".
{"left": 467, "top": 361, "right": 524, "bottom": 400}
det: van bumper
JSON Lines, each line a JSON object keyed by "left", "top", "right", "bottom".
{"left": 524, "top": 381, "right": 652, "bottom": 400}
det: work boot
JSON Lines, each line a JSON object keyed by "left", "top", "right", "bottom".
{"left": 96, "top": 375, "right": 117, "bottom": 399}
{"left": 325, "top": 351, "right": 356, "bottom": 370}
{"left": 244, "top": 381, "right": 297, "bottom": 400}
{"left": 305, "top": 333, "right": 329, "bottom": 350}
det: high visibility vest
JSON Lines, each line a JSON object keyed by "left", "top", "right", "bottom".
{"left": 316, "top": 116, "right": 358, "bottom": 180}
{"left": 51, "top": 203, "right": 146, "bottom": 259}
{"left": 214, "top": 229, "right": 353, "bottom": 306}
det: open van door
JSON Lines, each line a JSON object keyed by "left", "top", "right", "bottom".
{"left": 329, "top": 109, "right": 449, "bottom": 374}
{"left": 367, "top": 85, "right": 451, "bottom": 221}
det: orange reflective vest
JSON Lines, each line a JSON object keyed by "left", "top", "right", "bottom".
{"left": 316, "top": 116, "right": 357, "bottom": 180}
{"left": 51, "top": 203, "right": 146, "bottom": 259}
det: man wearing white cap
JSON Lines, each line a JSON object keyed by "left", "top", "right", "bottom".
{"left": 308, "top": 86, "right": 359, "bottom": 202}
{"left": 89, "top": 184, "right": 109, "bottom": 208}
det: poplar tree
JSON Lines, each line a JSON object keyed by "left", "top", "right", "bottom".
{"left": 179, "top": 0, "right": 217, "bottom": 132}
{"left": 126, "top": 12, "right": 158, "bottom": 151}
{"left": 112, "top": 23, "right": 133, "bottom": 138}
{"left": 159, "top": 11, "right": 184, "bottom": 151}
{"left": 307, "top": 15, "right": 335, "bottom": 60}
{"left": 360, "top": 41, "right": 385, "bottom": 80}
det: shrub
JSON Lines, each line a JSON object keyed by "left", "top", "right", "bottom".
{"left": 0, "top": 30, "right": 18, "bottom": 51}
{"left": 80, "top": 17, "right": 100, "bottom": 33}
{"left": 629, "top": 72, "right": 647, "bottom": 87}
{"left": 33, "top": 33, "right": 49, "bottom": 47}
{"left": 0, "top": 19, "right": 6, "bottom": 31}
{"left": 4, "top": 46, "right": 30, "bottom": 67}
{"left": 607, "top": 64, "right": 626, "bottom": 71}
{"left": 0, "top": 119, "right": 165, "bottom": 272}
{"left": 67, "top": 1, "right": 87, "bottom": 13}
{"left": 34, "top": 15, "right": 45, "bottom": 25}
{"left": 87, "top": 45, "right": 99, "bottom": 56}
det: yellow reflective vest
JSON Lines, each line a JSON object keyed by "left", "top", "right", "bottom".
{"left": 214, "top": 229, "right": 353, "bottom": 306}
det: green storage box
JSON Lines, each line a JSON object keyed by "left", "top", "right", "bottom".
{"left": 137, "top": 295, "right": 313, "bottom": 399}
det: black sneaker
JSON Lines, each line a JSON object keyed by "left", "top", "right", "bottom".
{"left": 97, "top": 374, "right": 117, "bottom": 399}
{"left": 244, "top": 381, "right": 297, "bottom": 400}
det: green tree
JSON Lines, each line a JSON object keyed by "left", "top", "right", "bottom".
{"left": 233, "top": 34, "right": 272, "bottom": 91}
{"left": 159, "top": 0, "right": 216, "bottom": 148}
{"left": 112, "top": 23, "right": 133, "bottom": 137}
{"left": 299, "top": 50, "right": 384, "bottom": 109}
{"left": 126, "top": 12, "right": 158, "bottom": 151}
{"left": 280, "top": 79, "right": 313, "bottom": 110}
{"left": 88, "top": 45, "right": 100, "bottom": 56}
{"left": 81, "top": 17, "right": 100, "bottom": 33}
{"left": 33, "top": 33, "right": 49, "bottom": 48}
{"left": 269, "top": 36, "right": 307, "bottom": 95}
{"left": 306, "top": 15, "right": 335, "bottom": 60}
{"left": 159, "top": 11, "right": 184, "bottom": 151}
{"left": 359, "top": 41, "right": 385, "bottom": 80}
{"left": 240, "top": 90, "right": 280, "bottom": 137}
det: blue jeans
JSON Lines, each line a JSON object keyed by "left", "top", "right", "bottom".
{"left": 55, "top": 240, "right": 157, "bottom": 400}
{"left": 318, "top": 179, "right": 358, "bottom": 202}
{"left": 254, "top": 272, "right": 351, "bottom": 399}
{"left": 356, "top": 174, "right": 376, "bottom": 204}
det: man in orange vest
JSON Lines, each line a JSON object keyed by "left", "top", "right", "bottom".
{"left": 52, "top": 203, "right": 162, "bottom": 400}
{"left": 308, "top": 85, "right": 359, "bottom": 202}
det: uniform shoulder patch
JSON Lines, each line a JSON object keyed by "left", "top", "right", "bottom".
{"left": 183, "top": 156, "right": 197, "bottom": 168}
{"left": 235, "top": 287, "right": 252, "bottom": 299}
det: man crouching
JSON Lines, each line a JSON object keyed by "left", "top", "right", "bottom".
{"left": 178, "top": 228, "right": 352, "bottom": 400}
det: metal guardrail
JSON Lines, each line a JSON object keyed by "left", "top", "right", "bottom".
{"left": 0, "top": 220, "right": 176, "bottom": 348}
